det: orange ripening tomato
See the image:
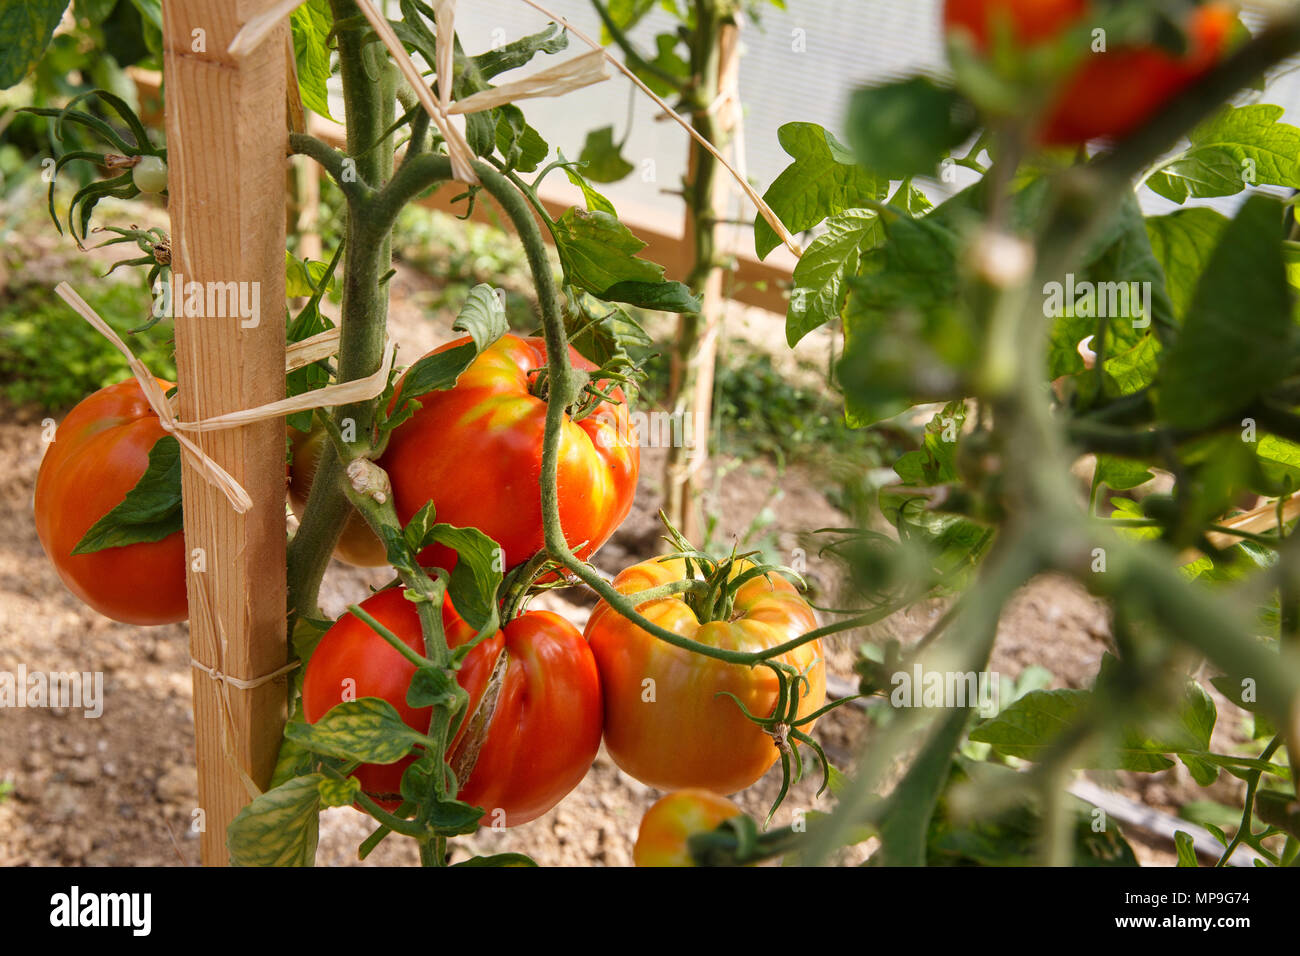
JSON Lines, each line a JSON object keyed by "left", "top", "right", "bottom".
{"left": 586, "top": 557, "right": 825, "bottom": 795}
{"left": 634, "top": 790, "right": 745, "bottom": 867}
{"left": 34, "top": 379, "right": 188, "bottom": 625}
{"left": 378, "top": 333, "right": 639, "bottom": 573}
{"left": 943, "top": 0, "right": 1089, "bottom": 50}
{"left": 1039, "top": 3, "right": 1236, "bottom": 145}
{"left": 301, "top": 587, "right": 603, "bottom": 826}
{"left": 287, "top": 423, "right": 388, "bottom": 567}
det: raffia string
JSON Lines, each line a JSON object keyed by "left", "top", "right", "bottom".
{"left": 53, "top": 281, "right": 396, "bottom": 512}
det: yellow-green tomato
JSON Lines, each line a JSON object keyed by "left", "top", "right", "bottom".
{"left": 633, "top": 790, "right": 745, "bottom": 867}
{"left": 132, "top": 155, "right": 168, "bottom": 193}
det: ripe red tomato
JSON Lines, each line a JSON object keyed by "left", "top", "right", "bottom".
{"left": 1040, "top": 3, "right": 1235, "bottom": 145}
{"left": 943, "top": 0, "right": 1088, "bottom": 49}
{"left": 301, "top": 587, "right": 603, "bottom": 826}
{"left": 287, "top": 424, "right": 388, "bottom": 567}
{"left": 585, "top": 557, "right": 826, "bottom": 795}
{"left": 943, "top": 1, "right": 1237, "bottom": 146}
{"left": 34, "top": 379, "right": 188, "bottom": 625}
{"left": 378, "top": 333, "right": 639, "bottom": 573}
{"left": 634, "top": 789, "right": 745, "bottom": 867}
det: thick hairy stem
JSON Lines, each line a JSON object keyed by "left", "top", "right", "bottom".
{"left": 287, "top": 2, "right": 397, "bottom": 620}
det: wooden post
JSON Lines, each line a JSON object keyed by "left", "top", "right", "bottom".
{"left": 664, "top": 20, "right": 741, "bottom": 543}
{"left": 163, "top": 0, "right": 289, "bottom": 866}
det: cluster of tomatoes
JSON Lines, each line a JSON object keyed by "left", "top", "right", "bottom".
{"left": 34, "top": 333, "right": 825, "bottom": 864}
{"left": 944, "top": 0, "right": 1237, "bottom": 145}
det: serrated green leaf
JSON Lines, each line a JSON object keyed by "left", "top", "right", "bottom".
{"left": 551, "top": 207, "right": 699, "bottom": 312}
{"left": 72, "top": 434, "right": 183, "bottom": 554}
{"left": 495, "top": 105, "right": 548, "bottom": 173}
{"left": 429, "top": 523, "right": 502, "bottom": 632}
{"left": 1147, "top": 105, "right": 1300, "bottom": 204}
{"left": 787, "top": 208, "right": 880, "bottom": 347}
{"left": 397, "top": 284, "right": 508, "bottom": 403}
{"left": 1157, "top": 196, "right": 1294, "bottom": 429}
{"left": 286, "top": 697, "right": 424, "bottom": 764}
{"left": 561, "top": 149, "right": 617, "bottom": 215}
{"left": 755, "top": 122, "right": 885, "bottom": 260}
{"left": 577, "top": 126, "right": 634, "bottom": 183}
{"left": 227, "top": 774, "right": 321, "bottom": 867}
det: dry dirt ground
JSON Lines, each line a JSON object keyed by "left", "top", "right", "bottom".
{"left": 0, "top": 227, "right": 1254, "bottom": 868}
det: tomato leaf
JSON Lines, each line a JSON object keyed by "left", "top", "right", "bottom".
{"left": 316, "top": 774, "right": 361, "bottom": 808}
{"left": 495, "top": 105, "right": 549, "bottom": 174}
{"left": 395, "top": 284, "right": 508, "bottom": 406}
{"left": 227, "top": 774, "right": 321, "bottom": 867}
{"left": 1146, "top": 105, "right": 1300, "bottom": 204}
{"left": 893, "top": 401, "right": 966, "bottom": 487}
{"left": 428, "top": 523, "right": 503, "bottom": 634}
{"left": 0, "top": 0, "right": 69, "bottom": 89}
{"left": 270, "top": 715, "right": 319, "bottom": 790}
{"left": 562, "top": 149, "right": 618, "bottom": 215}
{"left": 577, "top": 125, "right": 634, "bottom": 183}
{"left": 787, "top": 207, "right": 881, "bottom": 347}
{"left": 452, "top": 852, "right": 539, "bottom": 867}
{"left": 754, "top": 122, "right": 886, "bottom": 260}
{"left": 286, "top": 697, "right": 425, "bottom": 764}
{"left": 426, "top": 798, "right": 486, "bottom": 835}
{"left": 550, "top": 207, "right": 700, "bottom": 312}
{"left": 564, "top": 291, "right": 652, "bottom": 367}
{"left": 846, "top": 77, "right": 976, "bottom": 181}
{"left": 1156, "top": 195, "right": 1294, "bottom": 430}
{"left": 71, "top": 434, "right": 183, "bottom": 555}
{"left": 1145, "top": 208, "right": 1230, "bottom": 322}
{"left": 290, "top": 0, "right": 336, "bottom": 122}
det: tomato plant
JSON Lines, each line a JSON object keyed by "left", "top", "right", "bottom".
{"left": 301, "top": 585, "right": 603, "bottom": 826}
{"left": 34, "top": 378, "right": 187, "bottom": 626}
{"left": 586, "top": 555, "right": 826, "bottom": 795}
{"left": 379, "top": 333, "right": 639, "bottom": 574}
{"left": 633, "top": 790, "right": 744, "bottom": 867}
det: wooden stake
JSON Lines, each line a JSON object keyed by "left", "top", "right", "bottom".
{"left": 664, "top": 20, "right": 741, "bottom": 543}
{"left": 163, "top": 0, "right": 289, "bottom": 866}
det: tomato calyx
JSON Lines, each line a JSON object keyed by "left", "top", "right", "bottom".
{"left": 498, "top": 549, "right": 575, "bottom": 620}
{"left": 655, "top": 514, "right": 805, "bottom": 625}
{"left": 526, "top": 355, "right": 643, "bottom": 423}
